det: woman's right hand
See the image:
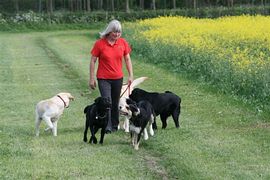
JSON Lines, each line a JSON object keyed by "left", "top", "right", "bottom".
{"left": 89, "top": 56, "right": 97, "bottom": 90}
{"left": 89, "top": 79, "right": 96, "bottom": 90}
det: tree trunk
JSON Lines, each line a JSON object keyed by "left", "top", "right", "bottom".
{"left": 228, "top": 0, "right": 234, "bottom": 7}
{"left": 83, "top": 0, "right": 86, "bottom": 10}
{"left": 125, "top": 0, "right": 129, "bottom": 13}
{"left": 206, "top": 0, "right": 210, "bottom": 6}
{"left": 69, "top": 0, "right": 74, "bottom": 11}
{"left": 99, "top": 0, "right": 103, "bottom": 10}
{"left": 38, "top": 0, "right": 42, "bottom": 13}
{"left": 14, "top": 0, "right": 19, "bottom": 13}
{"left": 173, "top": 0, "right": 176, "bottom": 9}
{"left": 193, "top": 0, "right": 196, "bottom": 9}
{"left": 140, "top": 0, "right": 144, "bottom": 10}
{"left": 47, "top": 0, "right": 53, "bottom": 13}
{"left": 164, "top": 0, "right": 166, "bottom": 8}
{"left": 111, "top": 0, "right": 115, "bottom": 12}
{"left": 185, "top": 0, "right": 189, "bottom": 8}
{"left": 77, "top": 0, "right": 82, "bottom": 11}
{"left": 152, "top": 0, "right": 156, "bottom": 10}
{"left": 86, "top": 0, "right": 91, "bottom": 11}
{"left": 63, "top": 0, "right": 66, "bottom": 10}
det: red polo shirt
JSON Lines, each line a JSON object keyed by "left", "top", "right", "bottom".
{"left": 91, "top": 37, "right": 131, "bottom": 79}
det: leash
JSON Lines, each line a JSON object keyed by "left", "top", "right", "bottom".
{"left": 120, "top": 81, "right": 131, "bottom": 98}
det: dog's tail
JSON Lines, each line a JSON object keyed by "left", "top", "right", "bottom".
{"left": 84, "top": 105, "right": 90, "bottom": 114}
{"left": 131, "top": 77, "right": 148, "bottom": 89}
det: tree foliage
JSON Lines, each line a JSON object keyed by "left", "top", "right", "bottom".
{"left": 0, "top": 0, "right": 269, "bottom": 13}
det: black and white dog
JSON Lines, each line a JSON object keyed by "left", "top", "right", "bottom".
{"left": 126, "top": 98, "right": 155, "bottom": 150}
{"left": 119, "top": 77, "right": 148, "bottom": 132}
{"left": 129, "top": 88, "right": 181, "bottom": 129}
{"left": 83, "top": 97, "right": 111, "bottom": 144}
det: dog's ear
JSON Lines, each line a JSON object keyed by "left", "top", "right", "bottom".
{"left": 128, "top": 104, "right": 138, "bottom": 113}
{"left": 84, "top": 105, "right": 90, "bottom": 114}
{"left": 69, "top": 94, "right": 75, "bottom": 101}
{"left": 94, "top": 97, "right": 101, "bottom": 104}
{"left": 130, "top": 88, "right": 141, "bottom": 98}
{"left": 126, "top": 98, "right": 136, "bottom": 105}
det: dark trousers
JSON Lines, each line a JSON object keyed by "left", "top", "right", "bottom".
{"left": 98, "top": 78, "right": 123, "bottom": 129}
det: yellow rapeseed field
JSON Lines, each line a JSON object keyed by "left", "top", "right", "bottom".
{"left": 137, "top": 15, "right": 270, "bottom": 70}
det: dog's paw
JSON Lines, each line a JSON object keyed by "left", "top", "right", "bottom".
{"left": 44, "top": 127, "right": 51, "bottom": 132}
{"left": 90, "top": 137, "right": 98, "bottom": 144}
{"left": 134, "top": 145, "right": 139, "bottom": 150}
{"left": 83, "top": 137, "right": 87, "bottom": 142}
{"left": 144, "top": 135, "right": 149, "bottom": 140}
{"left": 149, "top": 128, "right": 154, "bottom": 136}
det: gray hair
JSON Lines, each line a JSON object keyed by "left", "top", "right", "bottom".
{"left": 99, "top": 20, "right": 122, "bottom": 38}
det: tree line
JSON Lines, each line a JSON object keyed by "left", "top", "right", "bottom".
{"left": 0, "top": 0, "right": 269, "bottom": 14}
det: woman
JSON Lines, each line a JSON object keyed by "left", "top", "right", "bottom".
{"left": 89, "top": 19, "right": 133, "bottom": 133}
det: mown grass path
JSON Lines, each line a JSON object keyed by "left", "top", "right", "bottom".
{"left": 0, "top": 31, "right": 269, "bottom": 179}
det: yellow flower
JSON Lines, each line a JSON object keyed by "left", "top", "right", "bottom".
{"left": 135, "top": 15, "right": 270, "bottom": 70}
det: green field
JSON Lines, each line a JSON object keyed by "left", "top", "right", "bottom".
{"left": 0, "top": 30, "right": 269, "bottom": 179}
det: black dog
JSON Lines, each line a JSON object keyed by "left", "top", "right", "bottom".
{"left": 129, "top": 88, "right": 181, "bottom": 129}
{"left": 83, "top": 97, "right": 111, "bottom": 144}
{"left": 126, "top": 98, "right": 155, "bottom": 150}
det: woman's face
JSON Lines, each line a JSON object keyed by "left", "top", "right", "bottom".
{"left": 108, "top": 31, "right": 121, "bottom": 41}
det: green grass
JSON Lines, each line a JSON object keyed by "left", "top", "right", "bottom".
{"left": 0, "top": 30, "right": 269, "bottom": 179}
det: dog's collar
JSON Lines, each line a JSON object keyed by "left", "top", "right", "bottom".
{"left": 57, "top": 95, "right": 67, "bottom": 108}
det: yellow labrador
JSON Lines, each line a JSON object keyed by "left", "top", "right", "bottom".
{"left": 35, "top": 92, "right": 74, "bottom": 136}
